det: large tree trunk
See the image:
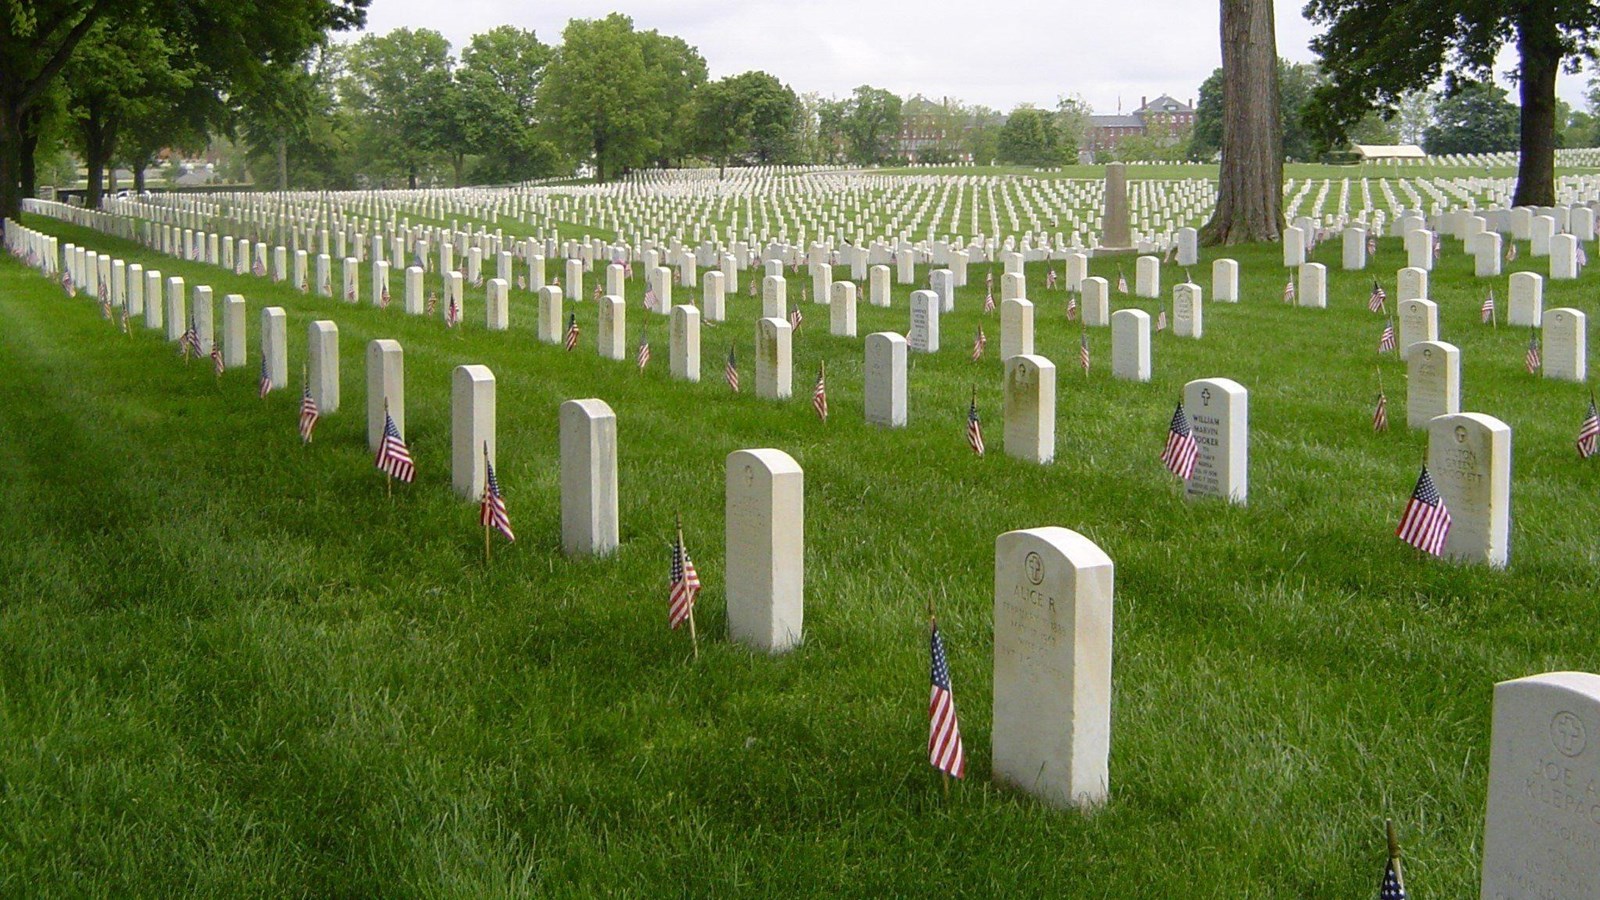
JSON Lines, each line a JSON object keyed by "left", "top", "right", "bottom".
{"left": 19, "top": 109, "right": 39, "bottom": 199}
{"left": 276, "top": 135, "right": 288, "bottom": 191}
{"left": 0, "top": 96, "right": 24, "bottom": 228}
{"left": 1513, "top": 7, "right": 1559, "bottom": 207}
{"left": 134, "top": 162, "right": 146, "bottom": 193}
{"left": 1201, "top": 0, "right": 1283, "bottom": 246}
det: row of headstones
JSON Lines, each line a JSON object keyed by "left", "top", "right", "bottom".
{"left": 1291, "top": 214, "right": 1595, "bottom": 281}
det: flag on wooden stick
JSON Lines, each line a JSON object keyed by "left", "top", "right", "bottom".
{"left": 298, "top": 370, "right": 319, "bottom": 444}
{"left": 480, "top": 445, "right": 515, "bottom": 543}
{"left": 669, "top": 519, "right": 701, "bottom": 632}
{"left": 1369, "top": 279, "right": 1387, "bottom": 313}
{"left": 724, "top": 346, "right": 740, "bottom": 392}
{"left": 1380, "top": 820, "right": 1407, "bottom": 900}
{"left": 636, "top": 327, "right": 651, "bottom": 371}
{"left": 928, "top": 619, "right": 966, "bottom": 780}
{"left": 971, "top": 326, "right": 986, "bottom": 361}
{"left": 1160, "top": 402, "right": 1198, "bottom": 481}
{"left": 1578, "top": 397, "right": 1599, "bottom": 459}
{"left": 564, "top": 313, "right": 580, "bottom": 351}
{"left": 375, "top": 407, "right": 415, "bottom": 484}
{"left": 1525, "top": 330, "right": 1541, "bottom": 373}
{"left": 811, "top": 361, "right": 828, "bottom": 421}
{"left": 966, "top": 387, "right": 984, "bottom": 456}
{"left": 1396, "top": 465, "right": 1452, "bottom": 556}
{"left": 1379, "top": 320, "right": 1396, "bottom": 354}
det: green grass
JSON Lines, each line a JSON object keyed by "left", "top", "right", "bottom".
{"left": 3, "top": 214, "right": 1599, "bottom": 896}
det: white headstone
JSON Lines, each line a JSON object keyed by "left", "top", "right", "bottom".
{"left": 725, "top": 448, "right": 804, "bottom": 654}
{"left": 1111, "top": 309, "right": 1151, "bottom": 382}
{"left": 1474, "top": 232, "right": 1503, "bottom": 278}
{"left": 1283, "top": 226, "right": 1305, "bottom": 266}
{"left": 1406, "top": 341, "right": 1460, "bottom": 428}
{"left": 702, "top": 270, "right": 726, "bottom": 322}
{"left": 1397, "top": 298, "right": 1439, "bottom": 353}
{"left": 1480, "top": 671, "right": 1600, "bottom": 900}
{"left": 191, "top": 286, "right": 215, "bottom": 354}
{"left": 869, "top": 265, "right": 890, "bottom": 307}
{"left": 221, "top": 294, "right": 245, "bottom": 368}
{"left": 864, "top": 332, "right": 907, "bottom": 428}
{"left": 262, "top": 307, "right": 287, "bottom": 392}
{"left": 1135, "top": 255, "right": 1160, "bottom": 298}
{"left": 762, "top": 275, "right": 786, "bottom": 319}
{"left": 1000, "top": 298, "right": 1035, "bottom": 358}
{"left": 598, "top": 295, "right": 626, "bottom": 361}
{"left": 308, "top": 320, "right": 340, "bottom": 414}
{"left": 537, "top": 286, "right": 562, "bottom": 344}
{"left": 1342, "top": 226, "right": 1367, "bottom": 270}
{"left": 992, "top": 527, "right": 1113, "bottom": 809}
{"left": 1004, "top": 354, "right": 1056, "bottom": 464}
{"left": 1082, "top": 276, "right": 1110, "bottom": 326}
{"left": 1551, "top": 234, "right": 1579, "bottom": 280}
{"left": 559, "top": 398, "right": 619, "bottom": 557}
{"left": 1427, "top": 412, "right": 1511, "bottom": 567}
{"left": 1176, "top": 227, "right": 1198, "bottom": 266}
{"left": 366, "top": 339, "right": 404, "bottom": 453}
{"left": 1183, "top": 378, "right": 1247, "bottom": 504}
{"left": 1297, "top": 263, "right": 1327, "bottom": 308}
{"left": 670, "top": 305, "right": 700, "bottom": 382}
{"left": 1212, "top": 259, "right": 1238, "bottom": 302}
{"left": 486, "top": 278, "right": 509, "bottom": 331}
{"left": 1397, "top": 266, "right": 1428, "bottom": 302}
{"left": 164, "top": 276, "right": 185, "bottom": 342}
{"left": 756, "top": 318, "right": 792, "bottom": 399}
{"left": 1542, "top": 308, "right": 1587, "bottom": 382}
{"left": 909, "top": 289, "right": 940, "bottom": 353}
{"left": 451, "top": 364, "right": 496, "bottom": 500}
{"left": 1173, "top": 282, "right": 1203, "bottom": 338}
{"left": 1509, "top": 271, "right": 1544, "bottom": 327}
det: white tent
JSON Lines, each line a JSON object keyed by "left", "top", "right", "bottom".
{"left": 1352, "top": 144, "right": 1427, "bottom": 160}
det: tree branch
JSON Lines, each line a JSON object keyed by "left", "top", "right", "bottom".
{"left": 19, "top": 0, "right": 117, "bottom": 112}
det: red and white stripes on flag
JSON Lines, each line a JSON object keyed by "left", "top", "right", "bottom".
{"left": 1379, "top": 320, "right": 1396, "bottom": 354}
{"left": 1369, "top": 280, "right": 1387, "bottom": 313}
{"left": 481, "top": 451, "right": 515, "bottom": 542}
{"left": 564, "top": 314, "right": 580, "bottom": 351}
{"left": 1396, "top": 465, "right": 1452, "bottom": 556}
{"left": 1481, "top": 290, "right": 1496, "bottom": 324}
{"left": 983, "top": 289, "right": 995, "bottom": 313}
{"left": 1079, "top": 331, "right": 1091, "bottom": 374}
{"left": 789, "top": 304, "right": 803, "bottom": 332}
{"left": 375, "top": 411, "right": 415, "bottom": 483}
{"left": 211, "top": 339, "right": 225, "bottom": 377}
{"left": 928, "top": 622, "right": 966, "bottom": 779}
{"left": 259, "top": 356, "right": 272, "bottom": 399}
{"left": 644, "top": 286, "right": 658, "bottom": 311}
{"left": 1282, "top": 277, "right": 1296, "bottom": 303}
{"left": 724, "top": 346, "right": 739, "bottom": 392}
{"left": 812, "top": 362, "right": 828, "bottom": 421}
{"left": 636, "top": 328, "right": 651, "bottom": 371}
{"left": 1526, "top": 331, "right": 1542, "bottom": 373}
{"left": 1373, "top": 392, "right": 1388, "bottom": 432}
{"left": 971, "top": 326, "right": 986, "bottom": 361}
{"left": 298, "top": 380, "right": 319, "bottom": 444}
{"left": 669, "top": 531, "right": 700, "bottom": 629}
{"left": 1578, "top": 400, "right": 1600, "bottom": 459}
{"left": 1160, "top": 402, "right": 1199, "bottom": 480}
{"left": 966, "top": 394, "right": 984, "bottom": 456}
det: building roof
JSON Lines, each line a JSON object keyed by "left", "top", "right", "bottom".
{"left": 1352, "top": 144, "right": 1427, "bottom": 160}
{"left": 1138, "top": 94, "right": 1194, "bottom": 114}
{"left": 1090, "top": 114, "right": 1143, "bottom": 129}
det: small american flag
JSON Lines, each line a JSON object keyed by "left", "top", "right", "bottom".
{"left": 1116, "top": 269, "right": 1128, "bottom": 294}
{"left": 375, "top": 410, "right": 415, "bottom": 483}
{"left": 811, "top": 362, "right": 828, "bottom": 421}
{"left": 1380, "top": 855, "right": 1406, "bottom": 900}
{"left": 1578, "top": 399, "right": 1599, "bottom": 459}
{"left": 322, "top": 274, "right": 331, "bottom": 294}
{"left": 789, "top": 304, "right": 803, "bottom": 332}
{"left": 592, "top": 284, "right": 602, "bottom": 301}
{"left": 118, "top": 301, "right": 129, "bottom": 334}
{"left": 1396, "top": 465, "right": 1452, "bottom": 556}
{"left": 983, "top": 289, "right": 995, "bottom": 313}
{"left": 1066, "top": 293, "right": 1078, "bottom": 320}
{"left": 446, "top": 294, "right": 460, "bottom": 328}
{"left": 100, "top": 290, "right": 112, "bottom": 319}
{"left": 259, "top": 356, "right": 272, "bottom": 399}
{"left": 1369, "top": 279, "right": 1387, "bottom": 313}
{"left": 928, "top": 622, "right": 966, "bottom": 779}
{"left": 1079, "top": 331, "right": 1090, "bottom": 375}
{"left": 1373, "top": 391, "right": 1388, "bottom": 432}
{"left": 426, "top": 292, "right": 438, "bottom": 315}
{"left": 1579, "top": 244, "right": 1589, "bottom": 268}
{"left": 211, "top": 339, "right": 225, "bottom": 377}
{"left": 971, "top": 326, "right": 986, "bottom": 361}
{"left": 1367, "top": 235, "right": 1377, "bottom": 256}
{"left": 636, "top": 328, "right": 651, "bottom": 371}
{"left": 1160, "top": 402, "right": 1198, "bottom": 480}
{"left": 1155, "top": 305, "right": 1167, "bottom": 332}
{"left": 380, "top": 284, "right": 390, "bottom": 309}
{"left": 298, "top": 378, "right": 319, "bottom": 444}
{"left": 300, "top": 272, "right": 309, "bottom": 292}
{"left": 985, "top": 270, "right": 993, "bottom": 291}
{"left": 1046, "top": 268, "right": 1058, "bottom": 290}
{"left": 1481, "top": 290, "right": 1495, "bottom": 325}
{"left": 564, "top": 313, "right": 580, "bottom": 351}
{"left": 1526, "top": 331, "right": 1542, "bottom": 373}
{"left": 1432, "top": 233, "right": 1442, "bottom": 259}
{"left": 644, "top": 286, "right": 658, "bottom": 311}
{"left": 1505, "top": 241, "right": 1518, "bottom": 262}
{"left": 180, "top": 319, "right": 199, "bottom": 362}
{"left": 61, "top": 271, "right": 75, "bottom": 296}
{"left": 1282, "top": 277, "right": 1296, "bottom": 303}
{"left": 669, "top": 529, "right": 700, "bottom": 630}
{"left": 725, "top": 346, "right": 739, "bottom": 392}
{"left": 748, "top": 278, "right": 758, "bottom": 298}
{"left": 345, "top": 281, "right": 357, "bottom": 303}
{"left": 480, "top": 451, "right": 515, "bottom": 542}
{"left": 1379, "top": 320, "right": 1396, "bottom": 354}
{"left": 623, "top": 260, "right": 633, "bottom": 279}
{"left": 967, "top": 392, "right": 984, "bottom": 456}
{"left": 253, "top": 257, "right": 266, "bottom": 277}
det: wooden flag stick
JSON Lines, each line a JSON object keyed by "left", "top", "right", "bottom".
{"left": 678, "top": 512, "right": 699, "bottom": 661}
{"left": 482, "top": 443, "right": 492, "bottom": 564}
{"left": 1386, "top": 818, "right": 1399, "bottom": 860}
{"left": 1376, "top": 364, "right": 1385, "bottom": 396}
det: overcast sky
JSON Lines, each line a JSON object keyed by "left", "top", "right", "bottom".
{"left": 351, "top": 0, "right": 1589, "bottom": 114}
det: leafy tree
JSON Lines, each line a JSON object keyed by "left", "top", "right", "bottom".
{"left": 695, "top": 71, "right": 799, "bottom": 175}
{"left": 240, "top": 44, "right": 352, "bottom": 189}
{"left": 540, "top": 14, "right": 654, "bottom": 181}
{"left": 1422, "top": 82, "right": 1520, "bottom": 155}
{"left": 340, "top": 28, "right": 456, "bottom": 188}
{"left": 1192, "top": 60, "right": 1322, "bottom": 162}
{"left": 1306, "top": 0, "right": 1600, "bottom": 206}
{"left": 996, "top": 106, "right": 1059, "bottom": 166}
{"left": 1055, "top": 95, "right": 1092, "bottom": 162}
{"left": 1203, "top": 0, "right": 1283, "bottom": 245}
{"left": 962, "top": 105, "right": 1004, "bottom": 165}
{"left": 1, "top": 0, "right": 368, "bottom": 223}
{"left": 841, "top": 86, "right": 902, "bottom": 165}
{"left": 455, "top": 27, "right": 558, "bottom": 184}
{"left": 637, "top": 30, "right": 707, "bottom": 168}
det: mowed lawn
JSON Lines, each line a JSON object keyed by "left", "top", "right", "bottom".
{"left": 2, "top": 214, "right": 1598, "bottom": 896}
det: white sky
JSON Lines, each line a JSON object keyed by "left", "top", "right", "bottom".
{"left": 350, "top": 0, "right": 1589, "bottom": 115}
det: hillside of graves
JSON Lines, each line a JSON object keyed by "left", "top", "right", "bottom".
{"left": 2, "top": 173, "right": 1598, "bottom": 895}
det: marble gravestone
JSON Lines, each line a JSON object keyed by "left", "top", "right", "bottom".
{"left": 1000, "top": 298, "right": 1035, "bottom": 359}
{"left": 559, "top": 398, "right": 619, "bottom": 557}
{"left": 670, "top": 305, "right": 701, "bottom": 382}
{"left": 1172, "top": 282, "right": 1202, "bottom": 338}
{"left": 1406, "top": 341, "right": 1460, "bottom": 428}
{"left": 1480, "top": 671, "right": 1600, "bottom": 900}
{"left": 366, "top": 340, "right": 404, "bottom": 453}
{"left": 992, "top": 527, "right": 1114, "bottom": 810}
{"left": 1183, "top": 378, "right": 1247, "bottom": 505}
{"left": 755, "top": 318, "right": 792, "bottom": 400}
{"left": 261, "top": 307, "right": 287, "bottom": 393}
{"left": 308, "top": 321, "right": 340, "bottom": 414}
{"left": 1397, "top": 298, "right": 1439, "bottom": 354}
{"left": 1111, "top": 310, "right": 1151, "bottom": 382}
{"left": 1004, "top": 355, "right": 1056, "bottom": 464}
{"left": 725, "top": 449, "right": 804, "bottom": 654}
{"left": 451, "top": 364, "right": 496, "bottom": 500}
{"left": 1542, "top": 308, "right": 1587, "bottom": 382}
{"left": 909, "top": 289, "right": 940, "bottom": 353}
{"left": 1427, "top": 412, "right": 1511, "bottom": 568}
{"left": 864, "top": 332, "right": 907, "bottom": 428}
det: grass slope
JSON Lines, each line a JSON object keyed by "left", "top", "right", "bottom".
{"left": 2, "top": 215, "right": 1598, "bottom": 896}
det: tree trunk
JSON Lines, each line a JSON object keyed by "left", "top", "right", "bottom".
{"left": 408, "top": 166, "right": 417, "bottom": 190}
{"left": 19, "top": 109, "right": 39, "bottom": 199}
{"left": 1513, "top": 7, "right": 1559, "bottom": 207}
{"left": 134, "top": 162, "right": 146, "bottom": 193}
{"left": 276, "top": 135, "right": 288, "bottom": 191}
{"left": 0, "top": 95, "right": 24, "bottom": 228}
{"left": 452, "top": 152, "right": 464, "bottom": 188}
{"left": 1201, "top": 0, "right": 1283, "bottom": 246}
